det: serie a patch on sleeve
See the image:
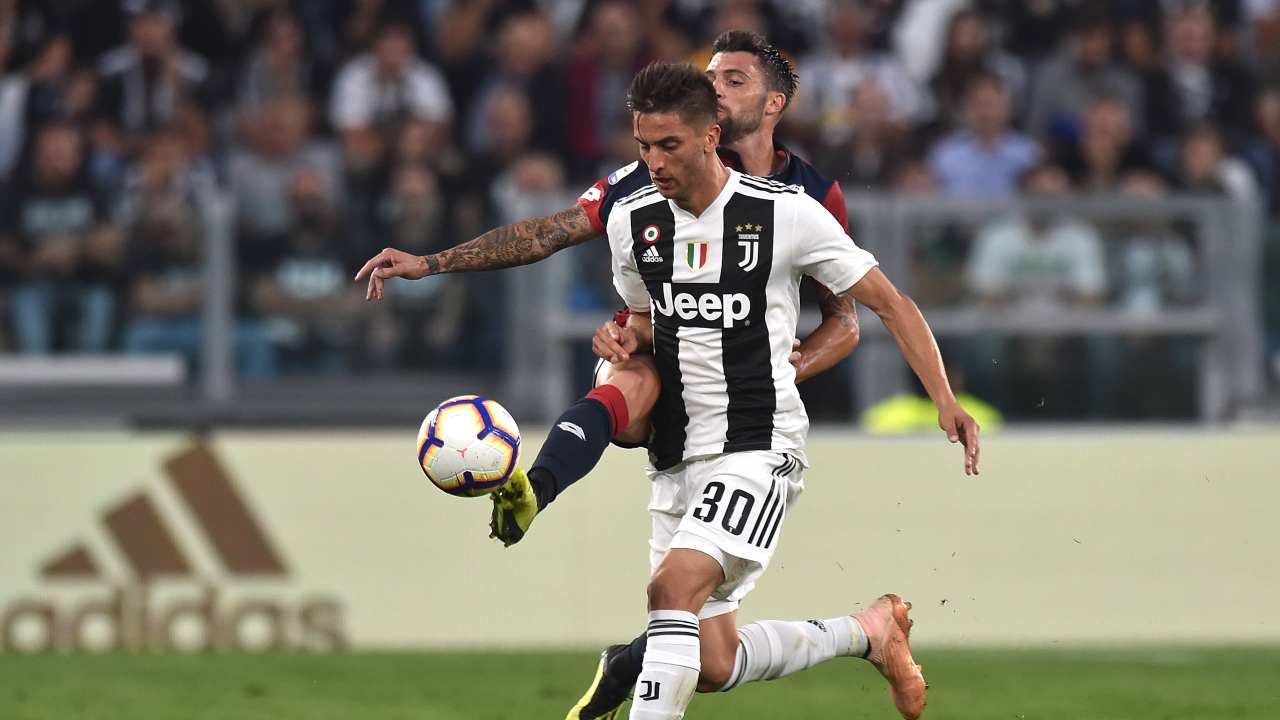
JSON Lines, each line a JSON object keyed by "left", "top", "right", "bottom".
{"left": 608, "top": 161, "right": 640, "bottom": 185}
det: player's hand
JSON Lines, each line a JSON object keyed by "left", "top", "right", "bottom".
{"left": 938, "top": 401, "right": 980, "bottom": 476}
{"left": 354, "top": 247, "right": 429, "bottom": 301}
{"left": 788, "top": 339, "right": 802, "bottom": 370}
{"left": 592, "top": 320, "right": 640, "bottom": 363}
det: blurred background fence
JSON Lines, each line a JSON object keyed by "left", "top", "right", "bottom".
{"left": 1, "top": 0, "right": 1278, "bottom": 431}
{"left": 2, "top": 191, "right": 1267, "bottom": 427}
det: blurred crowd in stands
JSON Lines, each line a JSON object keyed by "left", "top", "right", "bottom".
{"left": 0, "top": 0, "right": 1277, "bottom": 417}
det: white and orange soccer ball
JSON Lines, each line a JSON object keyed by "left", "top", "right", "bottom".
{"left": 417, "top": 395, "right": 521, "bottom": 497}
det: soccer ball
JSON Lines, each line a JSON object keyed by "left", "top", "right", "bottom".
{"left": 417, "top": 395, "right": 521, "bottom": 497}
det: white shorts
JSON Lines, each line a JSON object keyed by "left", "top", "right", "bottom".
{"left": 647, "top": 450, "right": 805, "bottom": 620}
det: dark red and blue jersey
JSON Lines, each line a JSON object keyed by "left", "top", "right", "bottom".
{"left": 576, "top": 144, "right": 848, "bottom": 235}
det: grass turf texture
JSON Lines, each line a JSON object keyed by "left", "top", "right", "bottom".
{"left": 2, "top": 648, "right": 1278, "bottom": 719}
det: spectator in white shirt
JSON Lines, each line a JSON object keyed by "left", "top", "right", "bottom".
{"left": 963, "top": 163, "right": 1115, "bottom": 417}
{"left": 329, "top": 22, "right": 453, "bottom": 174}
{"left": 967, "top": 163, "right": 1107, "bottom": 311}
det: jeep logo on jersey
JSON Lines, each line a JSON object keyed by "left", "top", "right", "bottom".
{"left": 651, "top": 282, "right": 752, "bottom": 329}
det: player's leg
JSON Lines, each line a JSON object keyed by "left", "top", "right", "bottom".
{"left": 563, "top": 607, "right": 737, "bottom": 718}
{"left": 629, "top": 547, "right": 722, "bottom": 719}
{"left": 491, "top": 355, "right": 660, "bottom": 546}
{"left": 629, "top": 451, "right": 780, "bottom": 719}
{"left": 565, "top": 458, "right": 692, "bottom": 720}
{"left": 573, "top": 451, "right": 924, "bottom": 718}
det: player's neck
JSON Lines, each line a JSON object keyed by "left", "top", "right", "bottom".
{"left": 725, "top": 130, "right": 782, "bottom": 177}
{"left": 674, "top": 162, "right": 731, "bottom": 217}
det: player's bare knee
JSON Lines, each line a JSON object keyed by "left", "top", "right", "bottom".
{"left": 696, "top": 652, "right": 735, "bottom": 692}
{"left": 646, "top": 571, "right": 688, "bottom": 612}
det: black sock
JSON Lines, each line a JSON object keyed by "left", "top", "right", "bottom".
{"left": 527, "top": 396, "right": 615, "bottom": 510}
{"left": 608, "top": 632, "right": 647, "bottom": 686}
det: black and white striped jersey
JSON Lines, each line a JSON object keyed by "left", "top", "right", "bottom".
{"left": 608, "top": 169, "right": 878, "bottom": 470}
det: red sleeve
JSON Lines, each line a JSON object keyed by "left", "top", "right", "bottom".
{"left": 576, "top": 178, "right": 609, "bottom": 235}
{"left": 821, "top": 180, "right": 849, "bottom": 232}
{"left": 814, "top": 181, "right": 851, "bottom": 297}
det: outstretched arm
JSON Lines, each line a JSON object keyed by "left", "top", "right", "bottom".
{"left": 844, "top": 267, "right": 980, "bottom": 475}
{"left": 793, "top": 283, "right": 860, "bottom": 383}
{"left": 354, "top": 204, "right": 598, "bottom": 300}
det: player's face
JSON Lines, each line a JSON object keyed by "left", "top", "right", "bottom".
{"left": 706, "top": 51, "right": 779, "bottom": 144}
{"left": 634, "top": 111, "right": 719, "bottom": 201}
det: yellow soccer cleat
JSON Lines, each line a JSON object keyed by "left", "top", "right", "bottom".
{"left": 565, "top": 645, "right": 631, "bottom": 720}
{"left": 489, "top": 466, "right": 539, "bottom": 547}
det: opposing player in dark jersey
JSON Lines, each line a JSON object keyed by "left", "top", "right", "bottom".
{"left": 354, "top": 31, "right": 864, "bottom": 547}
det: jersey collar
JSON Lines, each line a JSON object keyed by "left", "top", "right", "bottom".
{"left": 715, "top": 143, "right": 793, "bottom": 180}
{"left": 670, "top": 168, "right": 741, "bottom": 220}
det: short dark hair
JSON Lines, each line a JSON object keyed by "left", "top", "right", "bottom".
{"left": 711, "top": 30, "right": 799, "bottom": 108}
{"left": 625, "top": 62, "right": 718, "bottom": 127}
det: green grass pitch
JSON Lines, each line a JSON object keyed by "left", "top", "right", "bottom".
{"left": 2, "top": 647, "right": 1278, "bottom": 719}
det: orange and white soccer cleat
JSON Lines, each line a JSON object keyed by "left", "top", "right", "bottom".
{"left": 853, "top": 593, "right": 927, "bottom": 720}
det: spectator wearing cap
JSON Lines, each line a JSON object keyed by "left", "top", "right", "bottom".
{"left": 96, "top": 0, "right": 216, "bottom": 140}
{"left": 328, "top": 22, "right": 453, "bottom": 175}
{"left": 1026, "top": 11, "right": 1144, "bottom": 146}
{"left": 928, "top": 73, "right": 1039, "bottom": 196}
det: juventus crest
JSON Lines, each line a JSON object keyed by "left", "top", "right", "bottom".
{"left": 735, "top": 223, "right": 764, "bottom": 273}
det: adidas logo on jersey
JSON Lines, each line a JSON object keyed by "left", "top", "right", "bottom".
{"left": 641, "top": 246, "right": 662, "bottom": 263}
{"left": 652, "top": 282, "right": 752, "bottom": 329}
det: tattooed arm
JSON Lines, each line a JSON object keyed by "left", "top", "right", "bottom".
{"left": 354, "top": 205, "right": 599, "bottom": 300}
{"left": 792, "top": 282, "right": 860, "bottom": 384}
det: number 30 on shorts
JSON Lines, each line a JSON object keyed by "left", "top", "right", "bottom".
{"left": 691, "top": 481, "right": 757, "bottom": 535}
{"left": 692, "top": 478, "right": 787, "bottom": 551}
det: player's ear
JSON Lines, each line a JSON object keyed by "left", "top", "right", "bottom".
{"left": 766, "top": 91, "right": 787, "bottom": 118}
{"left": 706, "top": 122, "right": 721, "bottom": 151}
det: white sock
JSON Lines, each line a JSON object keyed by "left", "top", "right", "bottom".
{"left": 720, "top": 616, "right": 868, "bottom": 691}
{"left": 628, "top": 610, "right": 701, "bottom": 720}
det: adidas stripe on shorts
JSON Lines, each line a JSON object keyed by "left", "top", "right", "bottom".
{"left": 646, "top": 450, "right": 804, "bottom": 619}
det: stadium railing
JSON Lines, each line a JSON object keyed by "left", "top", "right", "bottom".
{"left": 0, "top": 193, "right": 1265, "bottom": 426}
{"left": 535, "top": 193, "right": 1265, "bottom": 423}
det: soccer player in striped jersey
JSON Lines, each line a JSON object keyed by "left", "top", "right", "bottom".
{"left": 355, "top": 31, "right": 862, "bottom": 546}
{"left": 567, "top": 64, "right": 979, "bottom": 720}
